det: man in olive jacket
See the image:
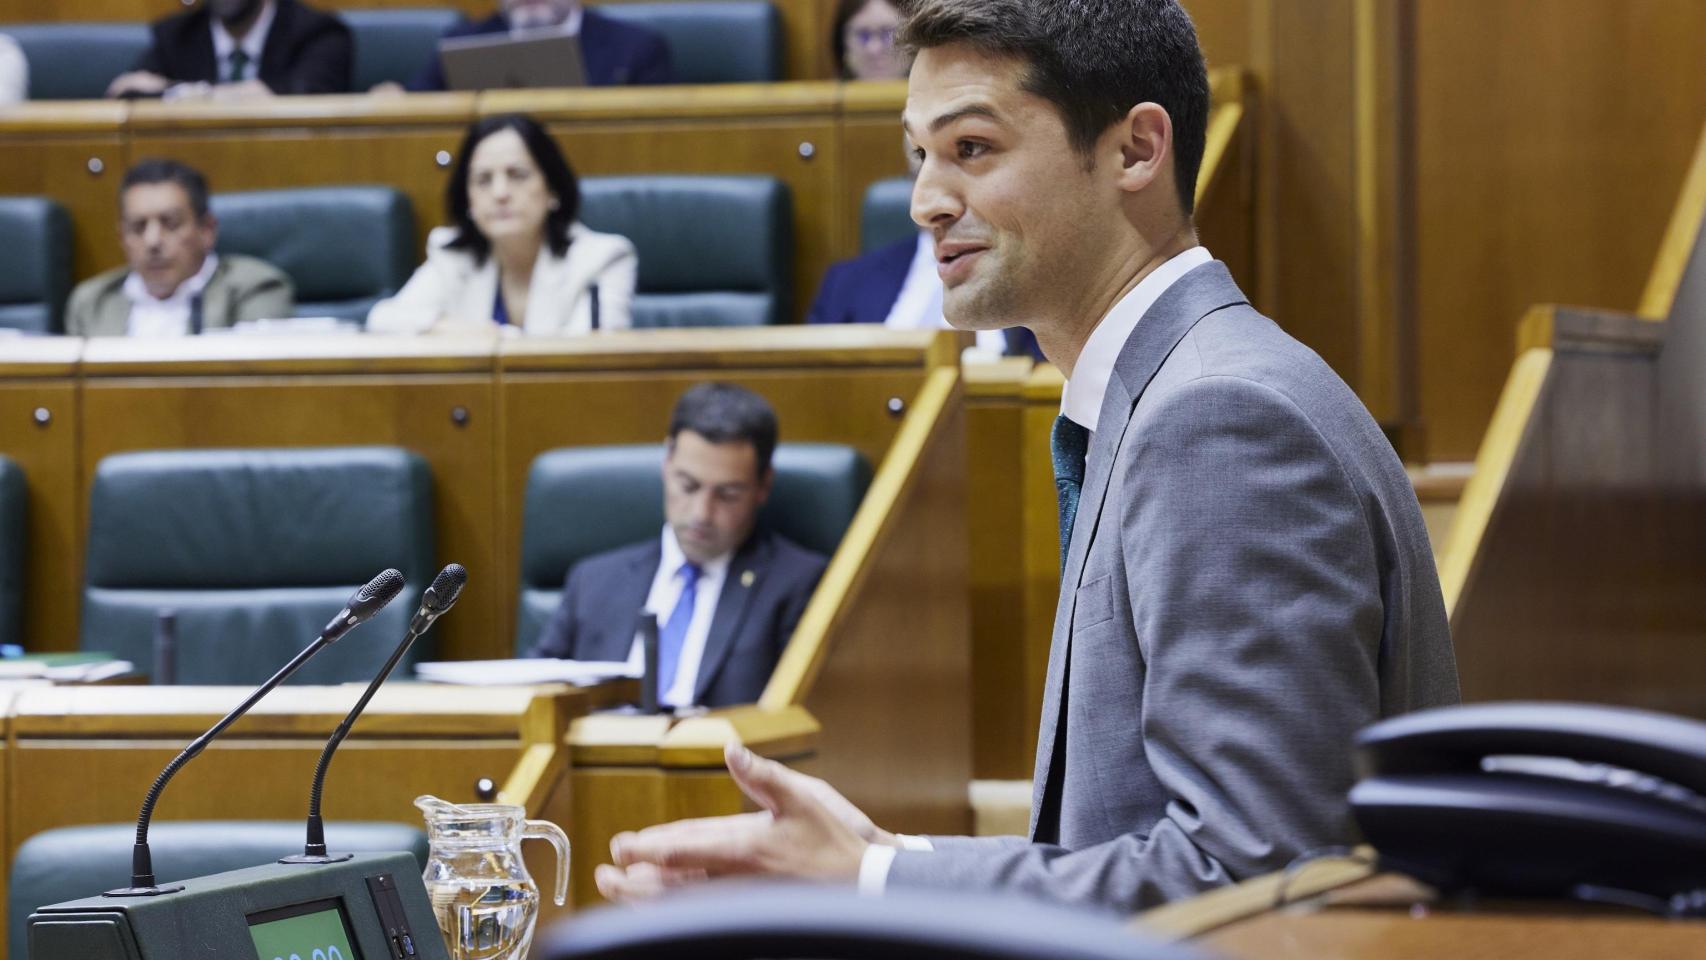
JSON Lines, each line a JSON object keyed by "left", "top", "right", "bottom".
{"left": 66, "top": 158, "right": 292, "bottom": 337}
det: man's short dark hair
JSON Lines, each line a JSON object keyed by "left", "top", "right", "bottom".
{"left": 898, "top": 0, "right": 1209, "bottom": 214}
{"left": 120, "top": 158, "right": 211, "bottom": 219}
{"left": 669, "top": 383, "right": 779, "bottom": 476}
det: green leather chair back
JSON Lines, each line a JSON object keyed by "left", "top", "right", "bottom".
{"left": 579, "top": 175, "right": 792, "bottom": 327}
{"left": 598, "top": 2, "right": 782, "bottom": 83}
{"left": 7, "top": 821, "right": 429, "bottom": 960}
{"left": 5, "top": 23, "right": 151, "bottom": 100}
{"left": 211, "top": 187, "right": 417, "bottom": 324}
{"left": 0, "top": 456, "right": 22, "bottom": 650}
{"left": 0, "top": 195, "right": 71, "bottom": 333}
{"left": 861, "top": 176, "right": 917, "bottom": 254}
{"left": 341, "top": 7, "right": 467, "bottom": 90}
{"left": 81, "top": 447, "right": 434, "bottom": 684}
{"left": 513, "top": 443, "right": 870, "bottom": 654}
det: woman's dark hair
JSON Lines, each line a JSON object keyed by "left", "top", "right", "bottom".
{"left": 443, "top": 113, "right": 580, "bottom": 264}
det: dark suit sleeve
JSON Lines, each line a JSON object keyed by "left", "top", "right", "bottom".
{"left": 774, "top": 552, "right": 828, "bottom": 651}
{"left": 529, "top": 567, "right": 584, "bottom": 660}
{"left": 270, "top": 16, "right": 352, "bottom": 94}
{"left": 805, "top": 263, "right": 847, "bottom": 325}
{"left": 889, "top": 376, "right": 1381, "bottom": 911}
{"left": 630, "top": 33, "right": 675, "bottom": 85}
{"left": 133, "top": 32, "right": 167, "bottom": 74}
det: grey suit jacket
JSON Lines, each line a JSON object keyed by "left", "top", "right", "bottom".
{"left": 888, "top": 261, "right": 1459, "bottom": 911}
{"left": 528, "top": 528, "right": 828, "bottom": 707}
{"left": 64, "top": 254, "right": 294, "bottom": 337}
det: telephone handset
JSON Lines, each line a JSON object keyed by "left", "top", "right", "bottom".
{"left": 1349, "top": 702, "right": 1706, "bottom": 915}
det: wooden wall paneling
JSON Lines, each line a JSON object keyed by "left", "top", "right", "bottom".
{"left": 837, "top": 81, "right": 908, "bottom": 256}
{"left": 565, "top": 767, "right": 667, "bottom": 910}
{"left": 0, "top": 342, "right": 81, "bottom": 653}
{"left": 962, "top": 359, "right": 1034, "bottom": 780}
{"left": 1411, "top": 1, "right": 1706, "bottom": 461}
{"left": 76, "top": 349, "right": 501, "bottom": 661}
{"left": 1194, "top": 71, "right": 1256, "bottom": 297}
{"left": 763, "top": 367, "right": 971, "bottom": 835}
{"left": 0, "top": 105, "right": 130, "bottom": 283}
{"left": 1180, "top": 0, "right": 1256, "bottom": 72}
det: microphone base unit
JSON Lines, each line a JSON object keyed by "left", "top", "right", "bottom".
{"left": 280, "top": 852, "right": 356, "bottom": 864}
{"left": 102, "top": 884, "right": 185, "bottom": 898}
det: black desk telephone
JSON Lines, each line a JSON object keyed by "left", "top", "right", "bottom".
{"left": 1349, "top": 702, "right": 1706, "bottom": 916}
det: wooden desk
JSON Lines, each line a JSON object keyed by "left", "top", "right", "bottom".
{"left": 0, "top": 341, "right": 80, "bottom": 655}
{"left": 1141, "top": 860, "right": 1705, "bottom": 960}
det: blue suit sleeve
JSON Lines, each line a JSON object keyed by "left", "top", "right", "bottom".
{"left": 631, "top": 34, "right": 675, "bottom": 85}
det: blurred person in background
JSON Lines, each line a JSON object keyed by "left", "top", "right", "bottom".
{"left": 832, "top": 0, "right": 909, "bottom": 81}
{"left": 367, "top": 113, "right": 636, "bottom": 335}
{"left": 0, "top": 33, "right": 26, "bottom": 102}
{"left": 406, "top": 0, "right": 674, "bottom": 91}
{"left": 106, "top": 0, "right": 352, "bottom": 99}
{"left": 66, "top": 159, "right": 294, "bottom": 337}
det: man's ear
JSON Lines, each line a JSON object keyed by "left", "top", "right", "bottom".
{"left": 1115, "top": 102, "right": 1173, "bottom": 196}
{"left": 201, "top": 211, "right": 220, "bottom": 247}
{"left": 755, "top": 466, "right": 775, "bottom": 504}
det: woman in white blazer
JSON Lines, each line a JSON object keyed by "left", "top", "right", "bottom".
{"left": 368, "top": 113, "right": 637, "bottom": 335}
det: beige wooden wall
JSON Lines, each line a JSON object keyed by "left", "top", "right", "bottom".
{"left": 1180, "top": 0, "right": 1706, "bottom": 461}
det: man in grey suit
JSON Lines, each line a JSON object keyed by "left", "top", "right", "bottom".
{"left": 65, "top": 158, "right": 293, "bottom": 337}
{"left": 529, "top": 383, "right": 828, "bottom": 708}
{"left": 595, "top": 0, "right": 1459, "bottom": 912}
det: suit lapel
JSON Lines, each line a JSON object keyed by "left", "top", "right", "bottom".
{"left": 692, "top": 533, "right": 766, "bottom": 702}
{"left": 1029, "top": 261, "right": 1251, "bottom": 838}
{"left": 259, "top": 0, "right": 292, "bottom": 81}
{"left": 597, "top": 544, "right": 657, "bottom": 661}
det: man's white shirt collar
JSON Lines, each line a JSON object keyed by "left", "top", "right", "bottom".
{"left": 657, "top": 523, "right": 733, "bottom": 582}
{"left": 122, "top": 253, "right": 220, "bottom": 337}
{"left": 1060, "top": 246, "right": 1213, "bottom": 432}
{"left": 511, "top": 6, "right": 584, "bottom": 37}
{"left": 211, "top": 1, "right": 276, "bottom": 80}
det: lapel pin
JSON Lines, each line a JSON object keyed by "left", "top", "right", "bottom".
{"left": 740, "top": 570, "right": 755, "bottom": 588}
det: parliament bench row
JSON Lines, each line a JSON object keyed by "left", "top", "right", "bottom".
{"left": 0, "top": 441, "right": 869, "bottom": 677}
{"left": 2, "top": 1, "right": 784, "bottom": 98}
{"left": 0, "top": 173, "right": 805, "bottom": 333}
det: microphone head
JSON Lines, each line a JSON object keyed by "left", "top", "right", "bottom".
{"left": 348, "top": 568, "right": 406, "bottom": 619}
{"left": 422, "top": 564, "right": 468, "bottom": 615}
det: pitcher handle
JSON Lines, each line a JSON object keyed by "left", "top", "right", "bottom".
{"left": 523, "top": 818, "right": 571, "bottom": 907}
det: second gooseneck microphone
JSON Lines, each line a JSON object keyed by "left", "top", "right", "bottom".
{"left": 285, "top": 564, "right": 469, "bottom": 863}
{"left": 107, "top": 568, "right": 405, "bottom": 896}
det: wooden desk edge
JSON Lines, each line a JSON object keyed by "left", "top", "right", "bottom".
{"left": 1134, "top": 852, "right": 1378, "bottom": 941}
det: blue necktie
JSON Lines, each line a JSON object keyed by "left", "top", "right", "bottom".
{"left": 1052, "top": 415, "right": 1090, "bottom": 569}
{"left": 655, "top": 562, "right": 701, "bottom": 699}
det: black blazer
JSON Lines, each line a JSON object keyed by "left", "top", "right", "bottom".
{"left": 407, "top": 8, "right": 675, "bottom": 92}
{"left": 529, "top": 528, "right": 827, "bottom": 708}
{"left": 134, "top": 0, "right": 353, "bottom": 94}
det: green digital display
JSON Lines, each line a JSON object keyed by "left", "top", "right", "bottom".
{"left": 247, "top": 897, "right": 363, "bottom": 960}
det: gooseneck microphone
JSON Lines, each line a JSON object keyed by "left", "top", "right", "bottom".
{"left": 285, "top": 564, "right": 468, "bottom": 864}
{"left": 108, "top": 568, "right": 406, "bottom": 897}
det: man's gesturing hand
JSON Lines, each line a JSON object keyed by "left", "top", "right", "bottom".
{"left": 595, "top": 741, "right": 899, "bottom": 901}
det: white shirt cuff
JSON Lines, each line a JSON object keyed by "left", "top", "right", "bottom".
{"left": 856, "top": 836, "right": 933, "bottom": 897}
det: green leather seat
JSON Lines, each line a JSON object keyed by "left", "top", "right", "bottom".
{"left": 861, "top": 176, "right": 917, "bottom": 254}
{"left": 81, "top": 447, "right": 434, "bottom": 684}
{"left": 8, "top": 821, "right": 428, "bottom": 960}
{"left": 579, "top": 176, "right": 792, "bottom": 327}
{"left": 0, "top": 196, "right": 71, "bottom": 333}
{"left": 513, "top": 443, "right": 870, "bottom": 654}
{"left": 340, "top": 7, "right": 467, "bottom": 90}
{"left": 598, "top": 2, "right": 782, "bottom": 83}
{"left": 210, "top": 187, "right": 417, "bottom": 324}
{"left": 0, "top": 456, "right": 22, "bottom": 650}
{"left": 4, "top": 23, "right": 151, "bottom": 100}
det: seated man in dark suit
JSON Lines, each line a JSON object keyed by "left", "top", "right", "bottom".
{"left": 408, "top": 0, "right": 675, "bottom": 91}
{"left": 529, "top": 383, "right": 827, "bottom": 708}
{"left": 106, "top": 0, "right": 352, "bottom": 99}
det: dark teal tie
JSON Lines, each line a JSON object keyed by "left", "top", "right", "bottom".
{"left": 227, "top": 49, "right": 250, "bottom": 84}
{"left": 1051, "top": 415, "right": 1090, "bottom": 568}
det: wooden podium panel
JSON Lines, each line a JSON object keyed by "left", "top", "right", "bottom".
{"left": 0, "top": 103, "right": 130, "bottom": 281}
{"left": 75, "top": 335, "right": 502, "bottom": 662}
{"left": 0, "top": 342, "right": 81, "bottom": 655}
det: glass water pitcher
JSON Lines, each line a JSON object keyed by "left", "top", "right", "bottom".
{"left": 415, "top": 795, "right": 570, "bottom": 960}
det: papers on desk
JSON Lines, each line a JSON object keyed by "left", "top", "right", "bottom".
{"left": 413, "top": 658, "right": 640, "bottom": 686}
{"left": 0, "top": 658, "right": 136, "bottom": 683}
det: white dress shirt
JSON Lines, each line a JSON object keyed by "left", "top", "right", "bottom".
{"left": 1060, "top": 246, "right": 1214, "bottom": 431}
{"left": 623, "top": 525, "right": 731, "bottom": 708}
{"left": 510, "top": 4, "right": 584, "bottom": 36}
{"left": 122, "top": 254, "right": 220, "bottom": 338}
{"left": 884, "top": 232, "right": 1017, "bottom": 355}
{"left": 211, "top": 0, "right": 276, "bottom": 83}
{"left": 0, "top": 34, "right": 28, "bottom": 102}
{"left": 857, "top": 244, "right": 1216, "bottom": 895}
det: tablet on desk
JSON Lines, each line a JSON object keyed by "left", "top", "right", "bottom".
{"left": 439, "top": 30, "right": 588, "bottom": 90}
